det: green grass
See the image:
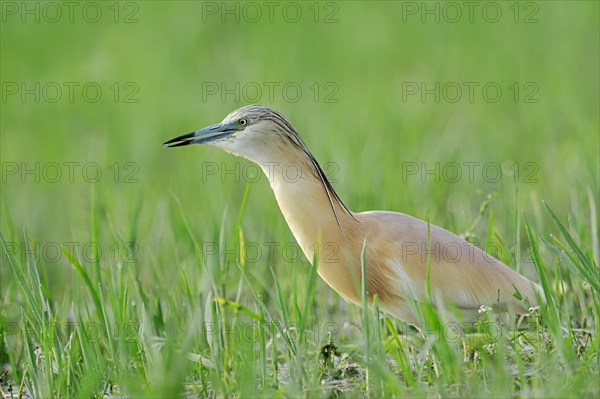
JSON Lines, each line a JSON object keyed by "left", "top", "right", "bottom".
{"left": 1, "top": 1, "right": 599, "bottom": 397}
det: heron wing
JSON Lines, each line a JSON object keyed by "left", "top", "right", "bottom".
{"left": 356, "top": 210, "right": 544, "bottom": 317}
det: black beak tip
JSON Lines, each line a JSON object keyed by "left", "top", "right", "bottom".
{"left": 162, "top": 131, "right": 196, "bottom": 148}
{"left": 163, "top": 141, "right": 190, "bottom": 148}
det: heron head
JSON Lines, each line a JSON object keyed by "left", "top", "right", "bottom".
{"left": 163, "top": 105, "right": 300, "bottom": 162}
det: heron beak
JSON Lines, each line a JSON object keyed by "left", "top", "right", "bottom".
{"left": 163, "top": 123, "right": 234, "bottom": 148}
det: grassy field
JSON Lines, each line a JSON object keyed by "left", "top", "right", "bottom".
{"left": 1, "top": 1, "right": 599, "bottom": 397}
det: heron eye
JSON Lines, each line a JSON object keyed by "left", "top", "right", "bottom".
{"left": 239, "top": 118, "right": 248, "bottom": 126}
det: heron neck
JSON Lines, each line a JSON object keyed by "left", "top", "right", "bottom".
{"left": 255, "top": 149, "right": 356, "bottom": 262}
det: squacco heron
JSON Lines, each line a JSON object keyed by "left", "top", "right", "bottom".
{"left": 164, "top": 105, "right": 543, "bottom": 325}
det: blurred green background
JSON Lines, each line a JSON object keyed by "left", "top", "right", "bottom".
{"left": 1, "top": 0, "right": 598, "bottom": 338}
{"left": 1, "top": 1, "right": 599, "bottom": 396}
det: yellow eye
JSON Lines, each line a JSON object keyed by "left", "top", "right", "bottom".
{"left": 239, "top": 118, "right": 248, "bottom": 126}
